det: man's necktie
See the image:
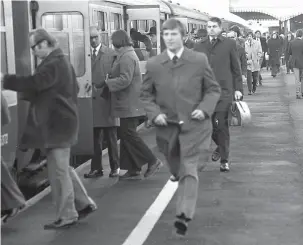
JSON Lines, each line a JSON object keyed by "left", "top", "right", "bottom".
{"left": 211, "top": 38, "right": 216, "bottom": 46}
{"left": 93, "top": 48, "right": 97, "bottom": 58}
{"left": 172, "top": 55, "right": 178, "bottom": 65}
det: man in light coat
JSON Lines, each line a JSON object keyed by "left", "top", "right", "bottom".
{"left": 2, "top": 28, "right": 96, "bottom": 229}
{"left": 141, "top": 18, "right": 221, "bottom": 236}
{"left": 245, "top": 32, "right": 263, "bottom": 94}
{"left": 84, "top": 26, "right": 119, "bottom": 178}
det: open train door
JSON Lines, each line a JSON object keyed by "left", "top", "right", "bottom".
{"left": 33, "top": 1, "right": 94, "bottom": 155}
{"left": 125, "top": 5, "right": 161, "bottom": 74}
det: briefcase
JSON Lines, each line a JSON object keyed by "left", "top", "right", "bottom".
{"left": 229, "top": 101, "right": 251, "bottom": 126}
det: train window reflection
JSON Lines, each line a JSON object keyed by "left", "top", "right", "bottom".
{"left": 92, "top": 10, "right": 109, "bottom": 46}
{"left": 1, "top": 0, "right": 4, "bottom": 26}
{"left": 1, "top": 32, "right": 8, "bottom": 74}
{"left": 42, "top": 12, "right": 85, "bottom": 77}
{"left": 130, "top": 20, "right": 157, "bottom": 61}
{"left": 110, "top": 13, "right": 122, "bottom": 31}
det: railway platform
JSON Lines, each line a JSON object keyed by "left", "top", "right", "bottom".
{"left": 1, "top": 69, "right": 303, "bottom": 245}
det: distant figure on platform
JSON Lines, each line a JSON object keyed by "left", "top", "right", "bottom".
{"left": 194, "top": 17, "right": 243, "bottom": 172}
{"left": 268, "top": 32, "right": 283, "bottom": 77}
{"left": 245, "top": 32, "right": 263, "bottom": 95}
{"left": 141, "top": 18, "right": 221, "bottom": 236}
{"left": 2, "top": 28, "right": 97, "bottom": 229}
{"left": 284, "top": 32, "right": 295, "bottom": 74}
{"left": 288, "top": 29, "right": 303, "bottom": 99}
{"left": 227, "top": 30, "right": 247, "bottom": 95}
{"left": 254, "top": 30, "right": 268, "bottom": 85}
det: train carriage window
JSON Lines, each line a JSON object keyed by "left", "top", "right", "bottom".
{"left": 110, "top": 13, "right": 122, "bottom": 31}
{"left": 130, "top": 19, "right": 157, "bottom": 61}
{"left": 130, "top": 20, "right": 138, "bottom": 30}
{"left": 1, "top": 0, "right": 5, "bottom": 26}
{"left": 42, "top": 12, "right": 85, "bottom": 77}
{"left": 1, "top": 32, "right": 8, "bottom": 74}
{"left": 1, "top": 0, "right": 7, "bottom": 75}
{"left": 92, "top": 10, "right": 109, "bottom": 46}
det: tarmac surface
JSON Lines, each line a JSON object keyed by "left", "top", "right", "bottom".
{"left": 1, "top": 69, "right": 303, "bottom": 245}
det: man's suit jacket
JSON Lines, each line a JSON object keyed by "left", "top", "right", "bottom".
{"left": 140, "top": 48, "right": 221, "bottom": 170}
{"left": 92, "top": 45, "right": 119, "bottom": 127}
{"left": 289, "top": 38, "right": 303, "bottom": 69}
{"left": 194, "top": 35, "right": 243, "bottom": 112}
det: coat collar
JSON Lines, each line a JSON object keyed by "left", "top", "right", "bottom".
{"left": 158, "top": 47, "right": 194, "bottom": 69}
{"left": 38, "top": 48, "right": 64, "bottom": 68}
{"left": 116, "top": 46, "right": 134, "bottom": 60}
{"left": 200, "top": 35, "right": 225, "bottom": 44}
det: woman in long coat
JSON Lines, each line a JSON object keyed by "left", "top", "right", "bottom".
{"left": 268, "top": 32, "right": 283, "bottom": 77}
{"left": 105, "top": 30, "right": 162, "bottom": 180}
{"left": 1, "top": 92, "right": 26, "bottom": 222}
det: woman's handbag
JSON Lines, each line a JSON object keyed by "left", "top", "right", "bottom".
{"left": 229, "top": 101, "right": 251, "bottom": 126}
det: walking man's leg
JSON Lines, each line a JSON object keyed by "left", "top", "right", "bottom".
{"left": 45, "top": 148, "right": 78, "bottom": 229}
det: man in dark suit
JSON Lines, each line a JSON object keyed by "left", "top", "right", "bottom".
{"left": 289, "top": 29, "right": 303, "bottom": 99}
{"left": 255, "top": 30, "right": 268, "bottom": 85}
{"left": 194, "top": 17, "right": 243, "bottom": 172}
{"left": 141, "top": 18, "right": 221, "bottom": 236}
{"left": 84, "top": 27, "right": 120, "bottom": 179}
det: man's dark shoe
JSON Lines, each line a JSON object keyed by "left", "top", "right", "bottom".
{"left": 144, "top": 159, "right": 163, "bottom": 178}
{"left": 44, "top": 219, "right": 77, "bottom": 230}
{"left": 220, "top": 162, "right": 230, "bottom": 172}
{"left": 78, "top": 204, "right": 97, "bottom": 220}
{"left": 170, "top": 175, "right": 179, "bottom": 182}
{"left": 174, "top": 218, "right": 188, "bottom": 236}
{"left": 119, "top": 171, "right": 142, "bottom": 180}
{"left": 109, "top": 168, "right": 120, "bottom": 178}
{"left": 84, "top": 170, "right": 103, "bottom": 179}
{"left": 212, "top": 149, "right": 220, "bottom": 162}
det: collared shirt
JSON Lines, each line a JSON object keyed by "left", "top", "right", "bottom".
{"left": 209, "top": 36, "right": 217, "bottom": 43}
{"left": 167, "top": 47, "right": 184, "bottom": 60}
{"left": 91, "top": 43, "right": 101, "bottom": 55}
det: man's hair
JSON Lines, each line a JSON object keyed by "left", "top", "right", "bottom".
{"left": 229, "top": 25, "right": 241, "bottom": 37}
{"left": 29, "top": 28, "right": 57, "bottom": 47}
{"left": 296, "top": 29, "right": 303, "bottom": 38}
{"left": 209, "top": 17, "right": 222, "bottom": 27}
{"left": 162, "top": 18, "right": 186, "bottom": 37}
{"left": 196, "top": 28, "right": 208, "bottom": 38}
{"left": 255, "top": 30, "right": 261, "bottom": 35}
{"left": 247, "top": 31, "right": 254, "bottom": 37}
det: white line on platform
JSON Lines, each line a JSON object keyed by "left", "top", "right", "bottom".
{"left": 122, "top": 180, "right": 178, "bottom": 245}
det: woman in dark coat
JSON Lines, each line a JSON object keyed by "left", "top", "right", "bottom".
{"left": 105, "top": 30, "right": 162, "bottom": 180}
{"left": 268, "top": 32, "right": 283, "bottom": 77}
{"left": 1, "top": 91, "right": 26, "bottom": 222}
